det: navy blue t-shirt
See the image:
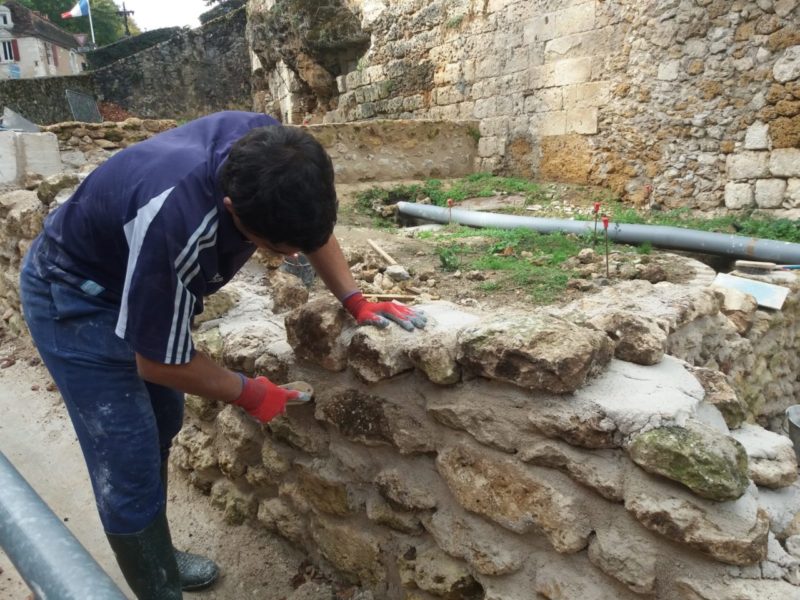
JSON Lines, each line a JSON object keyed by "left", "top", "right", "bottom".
{"left": 36, "top": 111, "right": 279, "bottom": 365}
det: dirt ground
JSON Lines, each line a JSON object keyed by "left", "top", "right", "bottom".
{"left": 0, "top": 182, "right": 706, "bottom": 600}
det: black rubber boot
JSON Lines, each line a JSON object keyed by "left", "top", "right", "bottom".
{"left": 105, "top": 509, "right": 183, "bottom": 600}
{"left": 161, "top": 461, "right": 219, "bottom": 591}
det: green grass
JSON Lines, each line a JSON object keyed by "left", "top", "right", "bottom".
{"left": 355, "top": 173, "right": 549, "bottom": 209}
{"left": 587, "top": 202, "right": 800, "bottom": 244}
{"left": 427, "top": 228, "right": 585, "bottom": 304}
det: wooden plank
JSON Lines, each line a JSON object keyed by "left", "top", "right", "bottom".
{"left": 367, "top": 239, "right": 398, "bottom": 265}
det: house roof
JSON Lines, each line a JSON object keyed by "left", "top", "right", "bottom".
{"left": 2, "top": 1, "right": 81, "bottom": 50}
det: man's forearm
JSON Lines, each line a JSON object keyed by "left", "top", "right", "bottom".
{"left": 135, "top": 351, "right": 242, "bottom": 402}
{"left": 305, "top": 234, "right": 359, "bottom": 300}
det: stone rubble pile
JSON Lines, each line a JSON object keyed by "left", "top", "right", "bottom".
{"left": 172, "top": 254, "right": 800, "bottom": 600}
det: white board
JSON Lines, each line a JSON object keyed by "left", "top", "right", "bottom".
{"left": 712, "top": 273, "right": 790, "bottom": 310}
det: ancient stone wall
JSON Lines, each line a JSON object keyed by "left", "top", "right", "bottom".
{"left": 171, "top": 257, "right": 800, "bottom": 600}
{"left": 250, "top": 0, "right": 800, "bottom": 210}
{"left": 0, "top": 8, "right": 251, "bottom": 125}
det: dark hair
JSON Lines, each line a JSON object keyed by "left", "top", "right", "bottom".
{"left": 219, "top": 125, "right": 337, "bottom": 253}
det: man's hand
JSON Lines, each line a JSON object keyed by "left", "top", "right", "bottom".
{"left": 232, "top": 375, "right": 312, "bottom": 423}
{"left": 342, "top": 291, "right": 426, "bottom": 331}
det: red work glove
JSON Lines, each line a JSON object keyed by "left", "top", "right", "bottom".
{"left": 232, "top": 375, "right": 311, "bottom": 423}
{"left": 342, "top": 291, "right": 427, "bottom": 331}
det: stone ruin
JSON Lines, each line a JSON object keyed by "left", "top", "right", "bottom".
{"left": 169, "top": 246, "right": 800, "bottom": 599}
{"left": 2, "top": 115, "right": 800, "bottom": 598}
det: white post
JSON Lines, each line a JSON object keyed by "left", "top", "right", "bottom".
{"left": 87, "top": 0, "right": 96, "bottom": 46}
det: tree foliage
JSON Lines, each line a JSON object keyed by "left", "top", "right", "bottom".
{"left": 16, "top": 0, "right": 140, "bottom": 46}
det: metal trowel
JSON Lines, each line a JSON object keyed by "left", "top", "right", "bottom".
{"left": 281, "top": 381, "right": 315, "bottom": 406}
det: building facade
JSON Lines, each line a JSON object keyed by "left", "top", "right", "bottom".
{"left": 0, "top": 1, "right": 86, "bottom": 80}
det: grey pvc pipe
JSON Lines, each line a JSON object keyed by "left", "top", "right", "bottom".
{"left": 397, "top": 202, "right": 800, "bottom": 264}
{"left": 0, "top": 452, "right": 127, "bottom": 600}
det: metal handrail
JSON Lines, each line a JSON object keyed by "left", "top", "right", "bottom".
{"left": 0, "top": 451, "right": 127, "bottom": 599}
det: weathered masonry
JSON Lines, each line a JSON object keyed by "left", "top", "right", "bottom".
{"left": 250, "top": 0, "right": 800, "bottom": 211}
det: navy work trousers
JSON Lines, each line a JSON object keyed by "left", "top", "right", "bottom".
{"left": 19, "top": 239, "right": 184, "bottom": 535}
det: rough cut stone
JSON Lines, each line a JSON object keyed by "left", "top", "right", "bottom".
{"left": 256, "top": 497, "right": 306, "bottom": 544}
{"left": 215, "top": 405, "right": 264, "bottom": 478}
{"left": 588, "top": 527, "right": 657, "bottom": 594}
{"left": 731, "top": 424, "right": 798, "bottom": 489}
{"left": 285, "top": 298, "right": 352, "bottom": 371}
{"left": 268, "top": 409, "right": 330, "bottom": 456}
{"left": 687, "top": 366, "right": 748, "bottom": 429}
{"left": 713, "top": 285, "right": 758, "bottom": 336}
{"left": 210, "top": 479, "right": 258, "bottom": 525}
{"left": 374, "top": 467, "right": 439, "bottom": 511}
{"left": 365, "top": 494, "right": 422, "bottom": 534}
{"left": 727, "top": 153, "right": 769, "bottom": 180}
{"left": 725, "top": 182, "right": 754, "bottom": 209}
{"left": 437, "top": 444, "right": 592, "bottom": 552}
{"left": 773, "top": 45, "right": 800, "bottom": 83}
{"left": 36, "top": 173, "right": 79, "bottom": 205}
{"left": 295, "top": 461, "right": 355, "bottom": 516}
{"left": 588, "top": 311, "right": 667, "bottom": 365}
{"left": 348, "top": 326, "right": 416, "bottom": 383}
{"left": 268, "top": 270, "right": 309, "bottom": 313}
{"left": 310, "top": 516, "right": 384, "bottom": 585}
{"left": 519, "top": 439, "right": 626, "bottom": 502}
{"left": 628, "top": 420, "right": 750, "bottom": 501}
{"left": 755, "top": 179, "right": 788, "bottom": 208}
{"left": 770, "top": 148, "right": 800, "bottom": 177}
{"left": 316, "top": 388, "right": 436, "bottom": 454}
{"left": 788, "top": 179, "right": 800, "bottom": 208}
{"left": 625, "top": 477, "right": 769, "bottom": 565}
{"left": 399, "top": 546, "right": 481, "bottom": 598}
{"left": 423, "top": 507, "right": 529, "bottom": 576}
{"left": 744, "top": 121, "right": 771, "bottom": 150}
{"left": 457, "top": 313, "right": 613, "bottom": 393}
{"left": 676, "top": 577, "right": 800, "bottom": 599}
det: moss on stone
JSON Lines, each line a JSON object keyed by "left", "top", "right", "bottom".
{"left": 629, "top": 425, "right": 750, "bottom": 501}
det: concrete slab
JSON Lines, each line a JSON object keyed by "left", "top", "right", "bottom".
{"left": 0, "top": 131, "right": 18, "bottom": 185}
{"left": 16, "top": 132, "right": 62, "bottom": 179}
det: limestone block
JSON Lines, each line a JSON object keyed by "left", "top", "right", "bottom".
{"left": 770, "top": 148, "right": 800, "bottom": 177}
{"left": 374, "top": 466, "right": 439, "bottom": 511}
{"left": 285, "top": 298, "right": 352, "bottom": 371}
{"left": 0, "top": 132, "right": 18, "bottom": 184}
{"left": 193, "top": 327, "right": 224, "bottom": 363}
{"left": 519, "top": 439, "right": 626, "bottom": 502}
{"left": 731, "top": 424, "right": 798, "bottom": 489}
{"left": 551, "top": 56, "right": 593, "bottom": 87}
{"left": 400, "top": 546, "right": 481, "bottom": 598}
{"left": 16, "top": 132, "right": 62, "bottom": 179}
{"left": 657, "top": 60, "right": 680, "bottom": 81}
{"left": 562, "top": 81, "right": 611, "bottom": 108}
{"left": 172, "top": 423, "right": 217, "bottom": 477}
{"left": 365, "top": 494, "right": 422, "bottom": 534}
{"left": 588, "top": 527, "right": 657, "bottom": 594}
{"left": 554, "top": 2, "right": 596, "bottom": 37}
{"left": 773, "top": 45, "right": 800, "bottom": 83}
{"left": 625, "top": 473, "right": 769, "bottom": 565}
{"left": 775, "top": 0, "right": 798, "bottom": 17}
{"left": 315, "top": 388, "right": 436, "bottom": 454}
{"left": 714, "top": 285, "right": 758, "bottom": 336}
{"left": 676, "top": 577, "right": 800, "bottom": 599}
{"left": 423, "top": 506, "right": 529, "bottom": 575}
{"left": 628, "top": 420, "right": 750, "bottom": 501}
{"left": 309, "top": 516, "right": 384, "bottom": 584}
{"left": 267, "top": 270, "right": 309, "bottom": 313}
{"left": 756, "top": 179, "right": 788, "bottom": 208}
{"left": 294, "top": 461, "right": 356, "bottom": 516}
{"left": 347, "top": 326, "right": 416, "bottom": 382}
{"left": 210, "top": 479, "right": 258, "bottom": 525}
{"left": 588, "top": 311, "right": 667, "bottom": 365}
{"left": 457, "top": 313, "right": 613, "bottom": 393}
{"left": 687, "top": 367, "right": 748, "bottom": 429}
{"left": 727, "top": 152, "right": 770, "bottom": 180}
{"left": 427, "top": 381, "right": 538, "bottom": 453}
{"left": 36, "top": 173, "right": 79, "bottom": 206}
{"left": 745, "top": 121, "right": 771, "bottom": 150}
{"left": 725, "top": 182, "right": 755, "bottom": 209}
{"left": 221, "top": 326, "right": 287, "bottom": 378}
{"left": 539, "top": 111, "right": 567, "bottom": 136}
{"left": 1, "top": 190, "right": 45, "bottom": 238}
{"left": 787, "top": 179, "right": 800, "bottom": 207}
{"left": 525, "top": 88, "right": 563, "bottom": 113}
{"left": 268, "top": 409, "right": 330, "bottom": 456}
{"left": 215, "top": 405, "right": 264, "bottom": 478}
{"left": 566, "top": 107, "right": 598, "bottom": 134}
{"left": 184, "top": 394, "right": 223, "bottom": 422}
{"left": 194, "top": 289, "right": 238, "bottom": 326}
{"left": 257, "top": 497, "right": 307, "bottom": 545}
{"left": 260, "top": 436, "right": 291, "bottom": 478}
{"left": 436, "top": 444, "right": 592, "bottom": 552}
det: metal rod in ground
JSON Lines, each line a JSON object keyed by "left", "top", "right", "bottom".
{"left": 605, "top": 229, "right": 610, "bottom": 277}
{"left": 0, "top": 451, "right": 127, "bottom": 600}
{"left": 593, "top": 214, "right": 598, "bottom": 246}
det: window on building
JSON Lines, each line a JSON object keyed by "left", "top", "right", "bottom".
{"left": 1, "top": 41, "right": 14, "bottom": 63}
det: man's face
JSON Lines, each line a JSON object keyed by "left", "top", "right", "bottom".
{"left": 223, "top": 197, "right": 301, "bottom": 257}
